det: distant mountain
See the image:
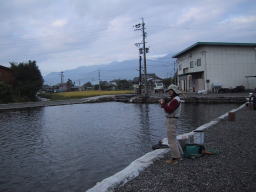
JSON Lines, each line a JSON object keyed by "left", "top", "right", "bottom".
{"left": 43, "top": 54, "right": 176, "bottom": 85}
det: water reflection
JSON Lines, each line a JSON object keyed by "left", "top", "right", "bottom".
{"left": 0, "top": 108, "right": 46, "bottom": 192}
{"left": 0, "top": 102, "right": 239, "bottom": 192}
{"left": 136, "top": 104, "right": 152, "bottom": 150}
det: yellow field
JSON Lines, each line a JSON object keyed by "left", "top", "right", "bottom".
{"left": 41, "top": 90, "right": 134, "bottom": 100}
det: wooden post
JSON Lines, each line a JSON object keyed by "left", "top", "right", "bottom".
{"left": 248, "top": 103, "right": 254, "bottom": 110}
{"left": 228, "top": 112, "right": 235, "bottom": 121}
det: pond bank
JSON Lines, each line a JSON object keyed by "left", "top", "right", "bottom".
{"left": 130, "top": 93, "right": 248, "bottom": 104}
{"left": 0, "top": 93, "right": 248, "bottom": 111}
{"left": 112, "top": 106, "right": 256, "bottom": 192}
{"left": 0, "top": 94, "right": 134, "bottom": 111}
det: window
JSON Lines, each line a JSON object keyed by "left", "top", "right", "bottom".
{"left": 179, "top": 64, "right": 182, "bottom": 71}
{"left": 197, "top": 59, "right": 201, "bottom": 66}
{"left": 183, "top": 68, "right": 188, "bottom": 74}
{"left": 190, "top": 61, "right": 194, "bottom": 68}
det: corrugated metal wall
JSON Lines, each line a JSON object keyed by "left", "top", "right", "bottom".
{"left": 206, "top": 46, "right": 256, "bottom": 89}
{"left": 177, "top": 45, "right": 256, "bottom": 91}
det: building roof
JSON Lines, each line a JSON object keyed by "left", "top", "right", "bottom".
{"left": 0, "top": 65, "right": 12, "bottom": 72}
{"left": 172, "top": 42, "right": 256, "bottom": 58}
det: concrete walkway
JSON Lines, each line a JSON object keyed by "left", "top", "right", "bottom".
{"left": 114, "top": 107, "right": 256, "bottom": 192}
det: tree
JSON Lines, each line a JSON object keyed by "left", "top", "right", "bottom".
{"left": 0, "top": 81, "right": 13, "bottom": 103}
{"left": 10, "top": 60, "right": 43, "bottom": 101}
{"left": 82, "top": 82, "right": 93, "bottom": 90}
{"left": 66, "top": 79, "right": 74, "bottom": 91}
{"left": 114, "top": 79, "right": 133, "bottom": 90}
{"left": 100, "top": 81, "right": 111, "bottom": 90}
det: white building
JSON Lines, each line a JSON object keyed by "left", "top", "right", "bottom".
{"left": 173, "top": 42, "right": 256, "bottom": 92}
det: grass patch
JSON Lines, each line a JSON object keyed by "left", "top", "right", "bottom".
{"left": 39, "top": 90, "right": 134, "bottom": 100}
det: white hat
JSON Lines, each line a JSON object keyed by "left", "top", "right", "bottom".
{"left": 166, "top": 84, "right": 181, "bottom": 94}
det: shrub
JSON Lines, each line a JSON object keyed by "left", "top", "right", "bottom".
{"left": 0, "top": 81, "right": 13, "bottom": 103}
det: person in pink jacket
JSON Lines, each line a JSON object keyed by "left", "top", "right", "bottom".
{"left": 160, "top": 84, "right": 183, "bottom": 165}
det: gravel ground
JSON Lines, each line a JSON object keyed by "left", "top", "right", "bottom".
{"left": 114, "top": 107, "right": 256, "bottom": 192}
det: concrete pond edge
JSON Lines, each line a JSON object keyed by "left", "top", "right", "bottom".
{"left": 86, "top": 103, "right": 247, "bottom": 192}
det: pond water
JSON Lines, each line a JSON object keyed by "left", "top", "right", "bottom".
{"left": 0, "top": 102, "right": 239, "bottom": 192}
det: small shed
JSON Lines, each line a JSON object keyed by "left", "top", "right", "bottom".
{"left": 0, "top": 65, "right": 15, "bottom": 85}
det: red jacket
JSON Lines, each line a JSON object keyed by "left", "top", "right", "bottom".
{"left": 161, "top": 97, "right": 180, "bottom": 113}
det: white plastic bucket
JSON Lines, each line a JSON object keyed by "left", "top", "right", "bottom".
{"left": 193, "top": 130, "right": 204, "bottom": 145}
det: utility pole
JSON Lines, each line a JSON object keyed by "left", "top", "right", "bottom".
{"left": 141, "top": 18, "right": 148, "bottom": 96}
{"left": 139, "top": 55, "right": 142, "bottom": 94}
{"left": 173, "top": 61, "right": 177, "bottom": 85}
{"left": 134, "top": 17, "right": 149, "bottom": 97}
{"left": 60, "top": 71, "right": 64, "bottom": 84}
{"left": 98, "top": 70, "right": 101, "bottom": 90}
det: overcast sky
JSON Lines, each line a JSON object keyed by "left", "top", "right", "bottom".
{"left": 0, "top": 0, "right": 256, "bottom": 75}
